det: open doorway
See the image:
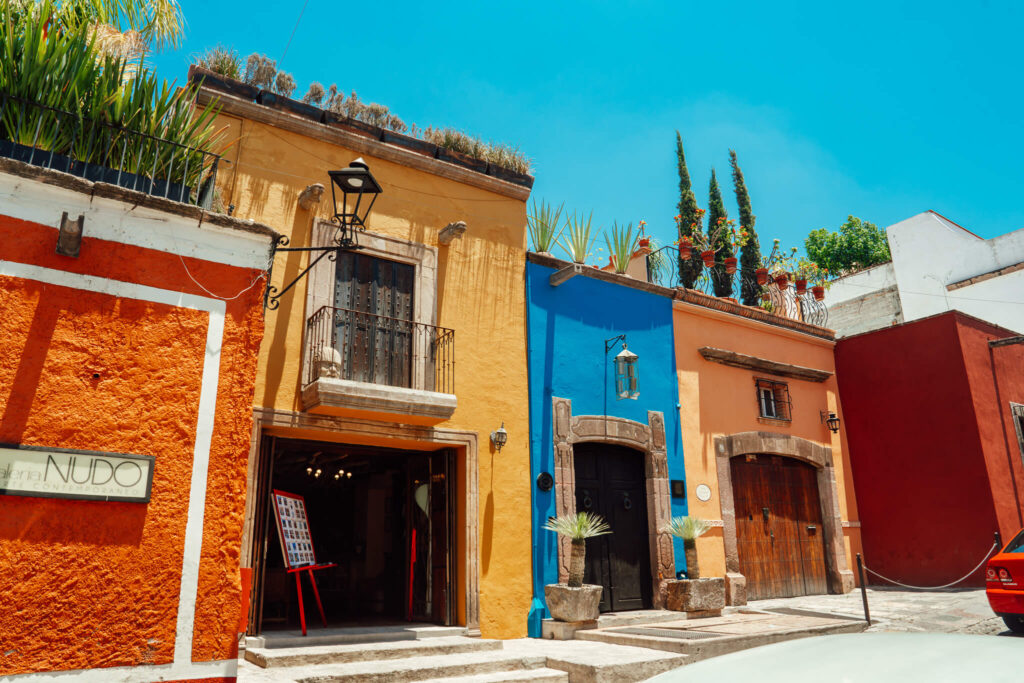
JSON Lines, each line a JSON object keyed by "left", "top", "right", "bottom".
{"left": 247, "top": 437, "right": 456, "bottom": 634}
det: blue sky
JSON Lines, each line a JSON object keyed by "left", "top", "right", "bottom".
{"left": 152, "top": 1, "right": 1024, "bottom": 253}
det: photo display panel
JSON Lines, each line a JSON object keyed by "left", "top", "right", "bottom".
{"left": 271, "top": 489, "right": 318, "bottom": 568}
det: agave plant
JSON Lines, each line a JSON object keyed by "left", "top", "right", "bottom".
{"left": 528, "top": 199, "right": 564, "bottom": 254}
{"left": 544, "top": 512, "right": 611, "bottom": 588}
{"left": 559, "top": 211, "right": 597, "bottom": 264}
{"left": 663, "top": 515, "right": 711, "bottom": 579}
{"left": 604, "top": 221, "right": 637, "bottom": 274}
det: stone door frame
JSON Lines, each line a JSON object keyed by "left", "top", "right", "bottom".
{"left": 551, "top": 397, "right": 675, "bottom": 607}
{"left": 714, "top": 431, "right": 854, "bottom": 604}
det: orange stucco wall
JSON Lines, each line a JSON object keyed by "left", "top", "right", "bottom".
{"left": 672, "top": 302, "right": 863, "bottom": 582}
{"left": 211, "top": 103, "right": 533, "bottom": 637}
{"left": 0, "top": 208, "right": 267, "bottom": 678}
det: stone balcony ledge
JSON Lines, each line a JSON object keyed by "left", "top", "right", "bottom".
{"left": 301, "top": 377, "right": 456, "bottom": 426}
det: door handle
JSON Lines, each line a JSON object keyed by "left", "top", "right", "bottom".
{"left": 807, "top": 525, "right": 817, "bottom": 533}
{"left": 762, "top": 507, "right": 770, "bottom": 522}
{"left": 623, "top": 492, "right": 633, "bottom": 511}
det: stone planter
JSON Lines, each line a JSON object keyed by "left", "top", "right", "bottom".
{"left": 665, "top": 577, "right": 725, "bottom": 616}
{"left": 544, "top": 584, "right": 602, "bottom": 622}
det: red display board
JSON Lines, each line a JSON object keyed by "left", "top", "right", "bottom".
{"left": 271, "top": 489, "right": 317, "bottom": 568}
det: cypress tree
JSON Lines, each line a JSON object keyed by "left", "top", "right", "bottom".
{"left": 707, "top": 169, "right": 734, "bottom": 297}
{"left": 730, "top": 150, "right": 762, "bottom": 306}
{"left": 675, "top": 132, "right": 703, "bottom": 288}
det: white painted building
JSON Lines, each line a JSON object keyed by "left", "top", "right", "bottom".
{"left": 825, "top": 211, "right": 1024, "bottom": 337}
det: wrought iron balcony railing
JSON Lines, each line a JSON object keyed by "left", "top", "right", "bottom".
{"left": 647, "top": 245, "right": 829, "bottom": 328}
{"left": 305, "top": 305, "right": 455, "bottom": 393}
{"left": 0, "top": 92, "right": 219, "bottom": 207}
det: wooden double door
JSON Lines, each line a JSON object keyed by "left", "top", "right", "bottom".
{"left": 731, "top": 455, "right": 829, "bottom": 600}
{"left": 574, "top": 443, "right": 652, "bottom": 612}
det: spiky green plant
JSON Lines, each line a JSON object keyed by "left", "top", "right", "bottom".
{"left": 604, "top": 221, "right": 637, "bottom": 274}
{"left": 528, "top": 199, "right": 564, "bottom": 253}
{"left": 663, "top": 516, "right": 711, "bottom": 579}
{"left": 193, "top": 45, "right": 241, "bottom": 79}
{"left": 559, "top": 211, "right": 597, "bottom": 264}
{"left": 544, "top": 512, "right": 611, "bottom": 587}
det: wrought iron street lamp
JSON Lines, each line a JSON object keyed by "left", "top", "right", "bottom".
{"left": 821, "top": 410, "right": 841, "bottom": 434}
{"left": 606, "top": 334, "right": 639, "bottom": 400}
{"left": 490, "top": 423, "right": 508, "bottom": 452}
{"left": 265, "top": 158, "right": 383, "bottom": 309}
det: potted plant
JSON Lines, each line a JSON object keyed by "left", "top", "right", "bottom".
{"left": 724, "top": 226, "right": 750, "bottom": 275}
{"left": 543, "top": 512, "right": 611, "bottom": 622}
{"left": 812, "top": 267, "right": 831, "bottom": 301}
{"left": 662, "top": 516, "right": 725, "bottom": 615}
{"left": 794, "top": 258, "right": 820, "bottom": 296}
{"left": 528, "top": 199, "right": 564, "bottom": 256}
{"left": 677, "top": 235, "right": 694, "bottom": 260}
{"left": 559, "top": 211, "right": 598, "bottom": 265}
{"left": 605, "top": 221, "right": 638, "bottom": 276}
{"left": 637, "top": 220, "right": 650, "bottom": 248}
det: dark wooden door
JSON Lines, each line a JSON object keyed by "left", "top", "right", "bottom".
{"left": 334, "top": 252, "right": 415, "bottom": 387}
{"left": 574, "top": 443, "right": 651, "bottom": 612}
{"left": 731, "top": 455, "right": 828, "bottom": 600}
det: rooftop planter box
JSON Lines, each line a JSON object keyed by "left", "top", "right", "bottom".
{"left": 380, "top": 129, "right": 438, "bottom": 157}
{"left": 256, "top": 90, "right": 323, "bottom": 122}
{"left": 487, "top": 161, "right": 534, "bottom": 188}
{"left": 322, "top": 111, "right": 384, "bottom": 140}
{"left": 187, "top": 65, "right": 260, "bottom": 102}
{"left": 436, "top": 147, "right": 488, "bottom": 174}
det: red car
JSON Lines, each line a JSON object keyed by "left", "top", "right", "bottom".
{"left": 987, "top": 528, "right": 1024, "bottom": 633}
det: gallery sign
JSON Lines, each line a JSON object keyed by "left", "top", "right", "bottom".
{"left": 0, "top": 444, "right": 154, "bottom": 503}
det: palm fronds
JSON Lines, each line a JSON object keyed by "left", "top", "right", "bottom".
{"left": 543, "top": 512, "right": 611, "bottom": 541}
{"left": 662, "top": 515, "right": 711, "bottom": 541}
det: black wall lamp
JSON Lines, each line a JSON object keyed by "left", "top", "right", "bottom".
{"left": 490, "top": 423, "right": 508, "bottom": 452}
{"left": 265, "top": 158, "right": 383, "bottom": 309}
{"left": 821, "top": 410, "right": 841, "bottom": 434}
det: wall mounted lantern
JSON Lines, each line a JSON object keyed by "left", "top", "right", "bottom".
{"left": 490, "top": 422, "right": 508, "bottom": 452}
{"left": 820, "top": 410, "right": 841, "bottom": 434}
{"left": 606, "top": 334, "right": 639, "bottom": 400}
{"left": 265, "top": 158, "right": 383, "bottom": 309}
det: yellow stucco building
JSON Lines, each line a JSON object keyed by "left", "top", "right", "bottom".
{"left": 193, "top": 72, "right": 534, "bottom": 639}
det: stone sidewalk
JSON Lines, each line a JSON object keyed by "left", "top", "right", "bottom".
{"left": 749, "top": 586, "right": 1019, "bottom": 636}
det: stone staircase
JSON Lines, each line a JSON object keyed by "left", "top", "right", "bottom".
{"left": 241, "top": 632, "right": 688, "bottom": 682}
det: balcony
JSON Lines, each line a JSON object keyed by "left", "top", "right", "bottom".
{"left": 300, "top": 306, "right": 456, "bottom": 425}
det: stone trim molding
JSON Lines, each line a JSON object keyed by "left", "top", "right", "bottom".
{"left": 697, "top": 347, "right": 833, "bottom": 382}
{"left": 242, "top": 407, "right": 480, "bottom": 635}
{"left": 714, "top": 431, "right": 854, "bottom": 605}
{"left": 551, "top": 397, "right": 675, "bottom": 608}
{"left": 197, "top": 88, "right": 530, "bottom": 201}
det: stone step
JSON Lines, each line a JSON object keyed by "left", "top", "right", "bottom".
{"left": 503, "top": 637, "right": 689, "bottom": 683}
{"left": 246, "top": 625, "right": 468, "bottom": 650}
{"left": 280, "top": 650, "right": 548, "bottom": 682}
{"left": 416, "top": 668, "right": 568, "bottom": 682}
{"left": 246, "top": 636, "right": 502, "bottom": 669}
{"left": 595, "top": 610, "right": 683, "bottom": 629}
{"left": 576, "top": 611, "right": 867, "bottom": 662}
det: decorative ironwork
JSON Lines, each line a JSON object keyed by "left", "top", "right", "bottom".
{"left": 755, "top": 378, "right": 792, "bottom": 421}
{"left": 304, "top": 305, "right": 455, "bottom": 394}
{"left": 646, "top": 245, "right": 829, "bottom": 328}
{"left": 0, "top": 92, "right": 219, "bottom": 207}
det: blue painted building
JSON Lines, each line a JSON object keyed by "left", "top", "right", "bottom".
{"left": 525, "top": 254, "right": 688, "bottom": 636}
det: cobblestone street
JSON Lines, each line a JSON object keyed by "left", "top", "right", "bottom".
{"left": 749, "top": 587, "right": 1020, "bottom": 637}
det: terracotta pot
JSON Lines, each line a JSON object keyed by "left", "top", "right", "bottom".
{"left": 755, "top": 267, "right": 769, "bottom": 285}
{"left": 638, "top": 238, "right": 650, "bottom": 248}
{"left": 679, "top": 245, "right": 692, "bottom": 260}
{"left": 724, "top": 256, "right": 738, "bottom": 275}
{"left": 701, "top": 250, "right": 715, "bottom": 268}
{"left": 774, "top": 273, "right": 789, "bottom": 290}
{"left": 812, "top": 285, "right": 826, "bottom": 301}
{"left": 796, "top": 278, "right": 808, "bottom": 295}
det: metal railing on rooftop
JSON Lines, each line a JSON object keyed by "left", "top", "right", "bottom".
{"left": 0, "top": 92, "right": 219, "bottom": 207}
{"left": 305, "top": 305, "right": 455, "bottom": 394}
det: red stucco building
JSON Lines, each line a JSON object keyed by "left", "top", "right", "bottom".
{"left": 836, "top": 310, "right": 1024, "bottom": 587}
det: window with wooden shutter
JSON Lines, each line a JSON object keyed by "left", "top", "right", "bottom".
{"left": 333, "top": 252, "right": 415, "bottom": 388}
{"left": 755, "top": 378, "right": 791, "bottom": 421}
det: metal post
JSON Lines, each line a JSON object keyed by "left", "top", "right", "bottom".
{"left": 995, "top": 530, "right": 1002, "bottom": 550}
{"left": 856, "top": 553, "right": 870, "bottom": 626}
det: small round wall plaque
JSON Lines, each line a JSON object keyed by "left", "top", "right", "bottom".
{"left": 536, "top": 472, "right": 554, "bottom": 492}
{"left": 695, "top": 484, "right": 712, "bottom": 502}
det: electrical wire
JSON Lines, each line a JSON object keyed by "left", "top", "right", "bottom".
{"left": 178, "top": 253, "right": 266, "bottom": 301}
{"left": 278, "top": 0, "right": 312, "bottom": 69}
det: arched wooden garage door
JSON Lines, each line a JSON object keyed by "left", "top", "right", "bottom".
{"left": 731, "top": 455, "right": 828, "bottom": 600}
